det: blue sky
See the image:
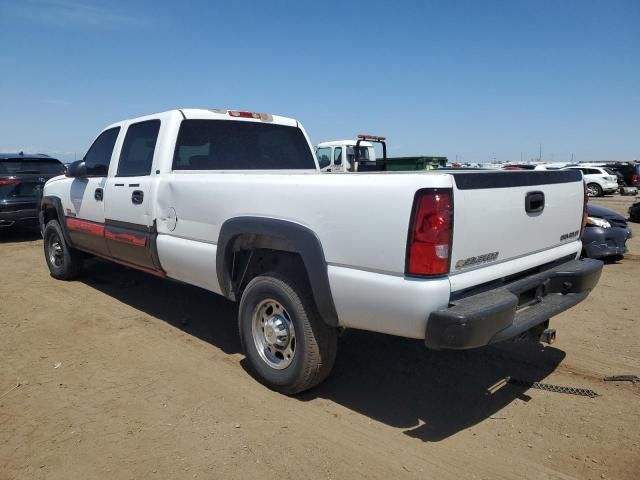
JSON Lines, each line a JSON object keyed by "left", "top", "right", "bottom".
{"left": 0, "top": 0, "right": 638, "bottom": 163}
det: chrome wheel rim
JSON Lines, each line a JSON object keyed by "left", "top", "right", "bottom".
{"left": 48, "top": 233, "right": 64, "bottom": 267}
{"left": 586, "top": 185, "right": 599, "bottom": 197}
{"left": 251, "top": 299, "right": 296, "bottom": 370}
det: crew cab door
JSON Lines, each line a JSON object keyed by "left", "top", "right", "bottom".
{"left": 64, "top": 127, "right": 120, "bottom": 256}
{"left": 103, "top": 119, "right": 161, "bottom": 271}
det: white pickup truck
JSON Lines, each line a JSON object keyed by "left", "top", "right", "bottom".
{"left": 40, "top": 108, "right": 603, "bottom": 394}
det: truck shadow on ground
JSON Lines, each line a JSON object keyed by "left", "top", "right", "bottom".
{"left": 82, "top": 258, "right": 241, "bottom": 354}
{"left": 298, "top": 330, "right": 565, "bottom": 442}
{"left": 81, "top": 258, "right": 565, "bottom": 443}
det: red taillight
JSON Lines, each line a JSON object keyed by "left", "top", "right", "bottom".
{"left": 632, "top": 174, "right": 639, "bottom": 185}
{"left": 0, "top": 178, "right": 19, "bottom": 186}
{"left": 228, "top": 111, "right": 261, "bottom": 119}
{"left": 406, "top": 189, "right": 453, "bottom": 276}
{"left": 580, "top": 181, "right": 588, "bottom": 237}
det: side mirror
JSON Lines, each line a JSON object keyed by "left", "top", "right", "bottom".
{"left": 66, "top": 160, "right": 87, "bottom": 178}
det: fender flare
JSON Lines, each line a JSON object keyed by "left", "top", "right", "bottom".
{"left": 40, "top": 195, "right": 74, "bottom": 247}
{"left": 216, "top": 217, "right": 339, "bottom": 327}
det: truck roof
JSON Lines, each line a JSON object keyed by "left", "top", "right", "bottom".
{"left": 317, "top": 140, "right": 374, "bottom": 147}
{"left": 108, "top": 109, "right": 299, "bottom": 129}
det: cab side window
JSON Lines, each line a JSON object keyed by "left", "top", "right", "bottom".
{"left": 117, "top": 120, "right": 161, "bottom": 177}
{"left": 317, "top": 147, "right": 331, "bottom": 169}
{"left": 84, "top": 127, "right": 120, "bottom": 176}
{"left": 334, "top": 147, "right": 342, "bottom": 165}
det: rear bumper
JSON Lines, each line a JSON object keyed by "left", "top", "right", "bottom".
{"left": 425, "top": 258, "right": 603, "bottom": 350}
{"left": 0, "top": 204, "right": 39, "bottom": 227}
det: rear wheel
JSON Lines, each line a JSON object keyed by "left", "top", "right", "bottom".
{"left": 586, "top": 183, "right": 602, "bottom": 197}
{"left": 238, "top": 273, "right": 337, "bottom": 394}
{"left": 43, "top": 220, "right": 84, "bottom": 280}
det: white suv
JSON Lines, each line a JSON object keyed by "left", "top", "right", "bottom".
{"left": 563, "top": 166, "right": 619, "bottom": 197}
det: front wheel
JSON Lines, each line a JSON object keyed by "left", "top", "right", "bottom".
{"left": 238, "top": 273, "right": 337, "bottom": 394}
{"left": 586, "top": 183, "right": 603, "bottom": 197}
{"left": 43, "top": 220, "right": 84, "bottom": 280}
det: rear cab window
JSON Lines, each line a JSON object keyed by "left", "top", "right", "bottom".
{"left": 172, "top": 120, "right": 315, "bottom": 170}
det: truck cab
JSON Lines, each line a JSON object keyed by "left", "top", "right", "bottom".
{"left": 316, "top": 137, "right": 380, "bottom": 172}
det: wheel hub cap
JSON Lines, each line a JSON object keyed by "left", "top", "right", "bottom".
{"left": 251, "top": 299, "right": 296, "bottom": 370}
{"left": 264, "top": 316, "right": 289, "bottom": 347}
{"left": 49, "top": 235, "right": 63, "bottom": 267}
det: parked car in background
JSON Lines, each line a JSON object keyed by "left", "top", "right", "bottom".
{"left": 1, "top": 153, "right": 65, "bottom": 229}
{"left": 603, "top": 162, "right": 640, "bottom": 187}
{"left": 562, "top": 166, "right": 618, "bottom": 197}
{"left": 629, "top": 200, "right": 640, "bottom": 223}
{"left": 581, "top": 204, "right": 632, "bottom": 259}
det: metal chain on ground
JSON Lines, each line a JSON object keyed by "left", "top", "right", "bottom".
{"left": 506, "top": 377, "right": 600, "bottom": 398}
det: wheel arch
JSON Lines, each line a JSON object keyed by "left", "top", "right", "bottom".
{"left": 40, "top": 195, "right": 73, "bottom": 247}
{"left": 216, "top": 217, "right": 339, "bottom": 327}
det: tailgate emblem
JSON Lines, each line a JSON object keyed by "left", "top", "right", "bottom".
{"left": 455, "top": 251, "right": 499, "bottom": 270}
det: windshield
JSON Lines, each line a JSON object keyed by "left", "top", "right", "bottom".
{"left": 0, "top": 158, "right": 65, "bottom": 175}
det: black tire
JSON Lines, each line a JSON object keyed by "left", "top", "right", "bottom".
{"left": 238, "top": 273, "right": 337, "bottom": 395}
{"left": 43, "top": 220, "right": 84, "bottom": 280}
{"left": 586, "top": 183, "right": 603, "bottom": 197}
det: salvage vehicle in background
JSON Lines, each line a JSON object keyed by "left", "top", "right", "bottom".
{"left": 581, "top": 204, "right": 632, "bottom": 259}
{"left": 40, "top": 108, "right": 603, "bottom": 394}
{"left": 0, "top": 153, "right": 65, "bottom": 229}
{"left": 316, "top": 135, "right": 446, "bottom": 172}
{"left": 562, "top": 166, "right": 618, "bottom": 197}
{"left": 316, "top": 138, "right": 377, "bottom": 172}
{"left": 598, "top": 162, "right": 640, "bottom": 188}
{"left": 629, "top": 200, "right": 640, "bottom": 223}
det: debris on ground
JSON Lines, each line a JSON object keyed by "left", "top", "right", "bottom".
{"left": 506, "top": 377, "right": 600, "bottom": 398}
{"left": 604, "top": 375, "right": 639, "bottom": 384}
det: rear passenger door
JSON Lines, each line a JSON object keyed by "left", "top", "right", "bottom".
{"left": 103, "top": 119, "right": 162, "bottom": 271}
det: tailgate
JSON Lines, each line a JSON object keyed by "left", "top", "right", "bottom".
{"left": 449, "top": 170, "right": 584, "bottom": 278}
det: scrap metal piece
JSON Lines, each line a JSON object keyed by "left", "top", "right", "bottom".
{"left": 604, "top": 375, "right": 639, "bottom": 384}
{"left": 506, "top": 377, "right": 600, "bottom": 398}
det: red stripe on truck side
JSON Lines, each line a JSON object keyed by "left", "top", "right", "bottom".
{"left": 65, "top": 217, "right": 105, "bottom": 237}
{"left": 104, "top": 228, "right": 147, "bottom": 246}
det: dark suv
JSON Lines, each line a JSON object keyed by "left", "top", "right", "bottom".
{"left": 605, "top": 162, "right": 640, "bottom": 187}
{"left": 0, "top": 153, "right": 65, "bottom": 229}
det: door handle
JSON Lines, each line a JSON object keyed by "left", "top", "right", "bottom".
{"left": 94, "top": 188, "right": 103, "bottom": 201}
{"left": 131, "top": 190, "right": 144, "bottom": 205}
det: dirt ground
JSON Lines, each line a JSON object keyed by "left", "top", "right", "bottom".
{"left": 1, "top": 195, "right": 639, "bottom": 480}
